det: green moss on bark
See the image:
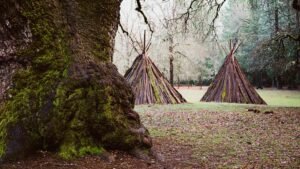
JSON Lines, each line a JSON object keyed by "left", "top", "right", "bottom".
{"left": 0, "top": 0, "right": 151, "bottom": 162}
{"left": 0, "top": 0, "right": 71, "bottom": 159}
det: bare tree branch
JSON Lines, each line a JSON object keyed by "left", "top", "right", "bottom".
{"left": 168, "top": 0, "right": 226, "bottom": 41}
{"left": 179, "top": 0, "right": 198, "bottom": 27}
{"left": 118, "top": 22, "right": 140, "bottom": 53}
{"left": 273, "top": 32, "right": 300, "bottom": 42}
{"left": 203, "top": 0, "right": 227, "bottom": 41}
{"left": 135, "top": 0, "right": 154, "bottom": 33}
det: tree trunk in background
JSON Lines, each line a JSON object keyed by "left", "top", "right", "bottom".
{"left": 255, "top": 71, "right": 263, "bottom": 89}
{"left": 297, "top": 8, "right": 300, "bottom": 35}
{"left": 272, "top": 78, "right": 276, "bottom": 88}
{"left": 169, "top": 36, "right": 174, "bottom": 86}
{"left": 276, "top": 76, "right": 283, "bottom": 89}
{"left": 169, "top": 55, "right": 174, "bottom": 86}
{"left": 274, "top": 6, "right": 283, "bottom": 89}
{"left": 0, "top": 0, "right": 151, "bottom": 162}
{"left": 296, "top": 10, "right": 300, "bottom": 89}
{"left": 293, "top": 0, "right": 300, "bottom": 11}
{"left": 275, "top": 7, "right": 279, "bottom": 33}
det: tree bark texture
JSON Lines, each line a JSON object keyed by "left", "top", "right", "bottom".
{"left": 169, "top": 55, "right": 174, "bottom": 87}
{"left": 169, "top": 36, "right": 174, "bottom": 87}
{"left": 0, "top": 0, "right": 151, "bottom": 162}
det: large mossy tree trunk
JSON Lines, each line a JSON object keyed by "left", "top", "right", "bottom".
{"left": 0, "top": 0, "right": 151, "bottom": 162}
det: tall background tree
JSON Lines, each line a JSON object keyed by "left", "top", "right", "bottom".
{"left": 114, "top": 0, "right": 299, "bottom": 89}
{"left": 114, "top": 0, "right": 227, "bottom": 86}
{"left": 227, "top": 0, "right": 300, "bottom": 89}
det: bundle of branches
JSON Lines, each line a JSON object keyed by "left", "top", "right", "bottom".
{"left": 201, "top": 40, "right": 266, "bottom": 104}
{"left": 125, "top": 53, "right": 186, "bottom": 105}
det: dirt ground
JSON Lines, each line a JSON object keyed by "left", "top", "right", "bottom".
{"left": 1, "top": 106, "right": 299, "bottom": 169}
{"left": 0, "top": 138, "right": 197, "bottom": 169}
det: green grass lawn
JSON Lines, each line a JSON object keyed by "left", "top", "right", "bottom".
{"left": 178, "top": 87, "right": 300, "bottom": 107}
{"left": 257, "top": 89, "right": 300, "bottom": 107}
{"left": 135, "top": 87, "right": 300, "bottom": 113}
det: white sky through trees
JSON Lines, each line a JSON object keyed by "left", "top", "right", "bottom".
{"left": 113, "top": 0, "right": 257, "bottom": 83}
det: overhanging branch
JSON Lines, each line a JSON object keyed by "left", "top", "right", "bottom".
{"left": 135, "top": 0, "right": 154, "bottom": 33}
{"left": 118, "top": 22, "right": 140, "bottom": 53}
{"left": 203, "top": 0, "right": 227, "bottom": 41}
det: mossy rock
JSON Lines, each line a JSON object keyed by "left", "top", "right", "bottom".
{"left": 0, "top": 0, "right": 152, "bottom": 162}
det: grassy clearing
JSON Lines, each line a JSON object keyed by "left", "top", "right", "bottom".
{"left": 135, "top": 87, "right": 300, "bottom": 113}
{"left": 135, "top": 88, "right": 300, "bottom": 168}
{"left": 257, "top": 89, "right": 300, "bottom": 107}
{"left": 178, "top": 86, "right": 300, "bottom": 106}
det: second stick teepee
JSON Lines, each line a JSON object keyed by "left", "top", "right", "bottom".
{"left": 201, "top": 40, "right": 266, "bottom": 104}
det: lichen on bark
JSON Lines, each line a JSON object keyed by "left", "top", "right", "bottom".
{"left": 0, "top": 0, "right": 152, "bottom": 162}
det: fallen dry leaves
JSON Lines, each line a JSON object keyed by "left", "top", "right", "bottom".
{"left": 140, "top": 108, "right": 300, "bottom": 168}
{"left": 1, "top": 107, "right": 299, "bottom": 169}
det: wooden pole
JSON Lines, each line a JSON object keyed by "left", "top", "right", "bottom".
{"left": 143, "top": 30, "right": 146, "bottom": 54}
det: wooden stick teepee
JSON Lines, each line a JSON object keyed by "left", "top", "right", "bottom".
{"left": 125, "top": 31, "right": 186, "bottom": 105}
{"left": 201, "top": 40, "right": 266, "bottom": 105}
